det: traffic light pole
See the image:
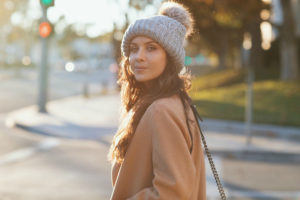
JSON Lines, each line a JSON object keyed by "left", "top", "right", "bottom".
{"left": 38, "top": 5, "right": 49, "bottom": 113}
{"left": 242, "top": 46, "right": 254, "bottom": 148}
{"left": 245, "top": 65, "right": 254, "bottom": 147}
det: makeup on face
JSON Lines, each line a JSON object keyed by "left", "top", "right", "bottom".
{"left": 129, "top": 36, "right": 167, "bottom": 83}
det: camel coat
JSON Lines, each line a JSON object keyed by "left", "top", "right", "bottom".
{"left": 110, "top": 94, "right": 206, "bottom": 200}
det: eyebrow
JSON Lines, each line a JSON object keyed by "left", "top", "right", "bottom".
{"left": 130, "top": 41, "right": 158, "bottom": 46}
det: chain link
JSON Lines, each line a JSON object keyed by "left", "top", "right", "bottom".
{"left": 191, "top": 105, "right": 228, "bottom": 200}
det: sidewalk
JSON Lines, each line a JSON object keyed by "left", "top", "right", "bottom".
{"left": 5, "top": 92, "right": 120, "bottom": 146}
{"left": 4, "top": 92, "right": 300, "bottom": 199}
{"left": 5, "top": 92, "right": 300, "bottom": 155}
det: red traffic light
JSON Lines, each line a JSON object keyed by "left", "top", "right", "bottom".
{"left": 39, "top": 22, "right": 52, "bottom": 38}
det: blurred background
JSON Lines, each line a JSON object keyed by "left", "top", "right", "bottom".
{"left": 0, "top": 0, "right": 299, "bottom": 199}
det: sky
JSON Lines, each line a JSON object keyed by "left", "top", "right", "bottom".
{"left": 23, "top": 0, "right": 159, "bottom": 38}
{"left": 8, "top": 0, "right": 274, "bottom": 46}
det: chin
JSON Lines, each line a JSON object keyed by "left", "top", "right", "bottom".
{"left": 135, "top": 76, "right": 149, "bottom": 82}
{"left": 135, "top": 74, "right": 161, "bottom": 83}
{"left": 136, "top": 79, "right": 149, "bottom": 83}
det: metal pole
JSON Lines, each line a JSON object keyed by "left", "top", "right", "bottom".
{"left": 245, "top": 65, "right": 254, "bottom": 146}
{"left": 38, "top": 5, "right": 49, "bottom": 113}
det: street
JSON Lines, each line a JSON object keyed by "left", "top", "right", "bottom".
{"left": 0, "top": 67, "right": 116, "bottom": 113}
{"left": 1, "top": 69, "right": 300, "bottom": 199}
{"left": 0, "top": 68, "right": 115, "bottom": 199}
{"left": 0, "top": 113, "right": 112, "bottom": 200}
{"left": 1, "top": 113, "right": 300, "bottom": 199}
{"left": 1, "top": 0, "right": 300, "bottom": 199}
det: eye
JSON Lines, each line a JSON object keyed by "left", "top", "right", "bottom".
{"left": 147, "top": 45, "right": 156, "bottom": 51}
{"left": 129, "top": 46, "right": 138, "bottom": 53}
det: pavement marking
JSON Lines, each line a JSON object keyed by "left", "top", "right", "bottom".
{"left": 0, "top": 138, "right": 60, "bottom": 165}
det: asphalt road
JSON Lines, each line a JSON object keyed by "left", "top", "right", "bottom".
{"left": 0, "top": 67, "right": 116, "bottom": 113}
{"left": 0, "top": 113, "right": 113, "bottom": 200}
{"left": 0, "top": 68, "right": 115, "bottom": 199}
{"left": 1, "top": 68, "right": 300, "bottom": 199}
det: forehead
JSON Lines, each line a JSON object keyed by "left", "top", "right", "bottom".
{"left": 130, "top": 36, "right": 157, "bottom": 45}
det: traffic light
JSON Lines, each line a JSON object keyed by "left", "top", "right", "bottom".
{"left": 38, "top": 0, "right": 54, "bottom": 113}
{"left": 39, "top": 0, "right": 54, "bottom": 38}
{"left": 40, "top": 0, "right": 54, "bottom": 7}
{"left": 39, "top": 21, "right": 52, "bottom": 38}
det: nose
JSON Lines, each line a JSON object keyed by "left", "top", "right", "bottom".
{"left": 135, "top": 48, "right": 145, "bottom": 62}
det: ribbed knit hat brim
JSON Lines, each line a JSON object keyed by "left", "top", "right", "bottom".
{"left": 121, "top": 15, "right": 186, "bottom": 71}
{"left": 121, "top": 2, "right": 194, "bottom": 73}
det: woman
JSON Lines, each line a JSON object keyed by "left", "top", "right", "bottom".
{"left": 108, "top": 1, "right": 206, "bottom": 199}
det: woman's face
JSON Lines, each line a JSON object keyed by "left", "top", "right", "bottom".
{"left": 129, "top": 36, "right": 167, "bottom": 83}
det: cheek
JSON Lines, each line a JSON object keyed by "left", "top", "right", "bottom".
{"left": 161, "top": 55, "right": 167, "bottom": 71}
{"left": 157, "top": 62, "right": 166, "bottom": 74}
{"left": 154, "top": 53, "right": 167, "bottom": 73}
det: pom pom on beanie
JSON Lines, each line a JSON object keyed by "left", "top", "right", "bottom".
{"left": 159, "top": 1, "right": 194, "bottom": 37}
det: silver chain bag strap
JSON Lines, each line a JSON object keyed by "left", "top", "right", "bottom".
{"left": 190, "top": 104, "right": 228, "bottom": 200}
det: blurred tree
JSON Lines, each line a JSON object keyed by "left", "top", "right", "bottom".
{"left": 244, "top": 1, "right": 266, "bottom": 71}
{"left": 129, "top": 0, "right": 154, "bottom": 10}
{"left": 123, "top": 0, "right": 269, "bottom": 70}
{"left": 6, "top": 26, "right": 25, "bottom": 43}
{"left": 55, "top": 16, "right": 83, "bottom": 60}
{"left": 0, "top": 0, "right": 18, "bottom": 26}
{"left": 178, "top": 0, "right": 269, "bottom": 70}
{"left": 59, "top": 27, "right": 76, "bottom": 46}
{"left": 279, "top": 0, "right": 299, "bottom": 80}
{"left": 111, "top": 15, "right": 129, "bottom": 63}
{"left": 110, "top": 0, "right": 155, "bottom": 63}
{"left": 0, "top": 0, "right": 17, "bottom": 66}
{"left": 0, "top": 0, "right": 37, "bottom": 67}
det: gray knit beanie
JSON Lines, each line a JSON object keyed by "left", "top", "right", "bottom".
{"left": 121, "top": 1, "right": 194, "bottom": 73}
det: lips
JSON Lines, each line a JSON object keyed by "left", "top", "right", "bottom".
{"left": 135, "top": 66, "right": 147, "bottom": 70}
{"left": 134, "top": 66, "right": 147, "bottom": 72}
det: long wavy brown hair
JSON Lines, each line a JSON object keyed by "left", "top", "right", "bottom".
{"left": 108, "top": 54, "right": 193, "bottom": 164}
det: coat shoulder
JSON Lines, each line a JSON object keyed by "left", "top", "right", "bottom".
{"left": 139, "top": 94, "right": 189, "bottom": 129}
{"left": 146, "top": 94, "right": 183, "bottom": 115}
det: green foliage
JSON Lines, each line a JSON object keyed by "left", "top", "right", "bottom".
{"left": 179, "top": 0, "right": 270, "bottom": 69}
{"left": 189, "top": 69, "right": 300, "bottom": 126}
{"left": 190, "top": 68, "right": 246, "bottom": 91}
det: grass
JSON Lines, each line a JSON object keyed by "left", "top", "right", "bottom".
{"left": 189, "top": 68, "right": 300, "bottom": 127}
{"left": 191, "top": 68, "right": 246, "bottom": 91}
